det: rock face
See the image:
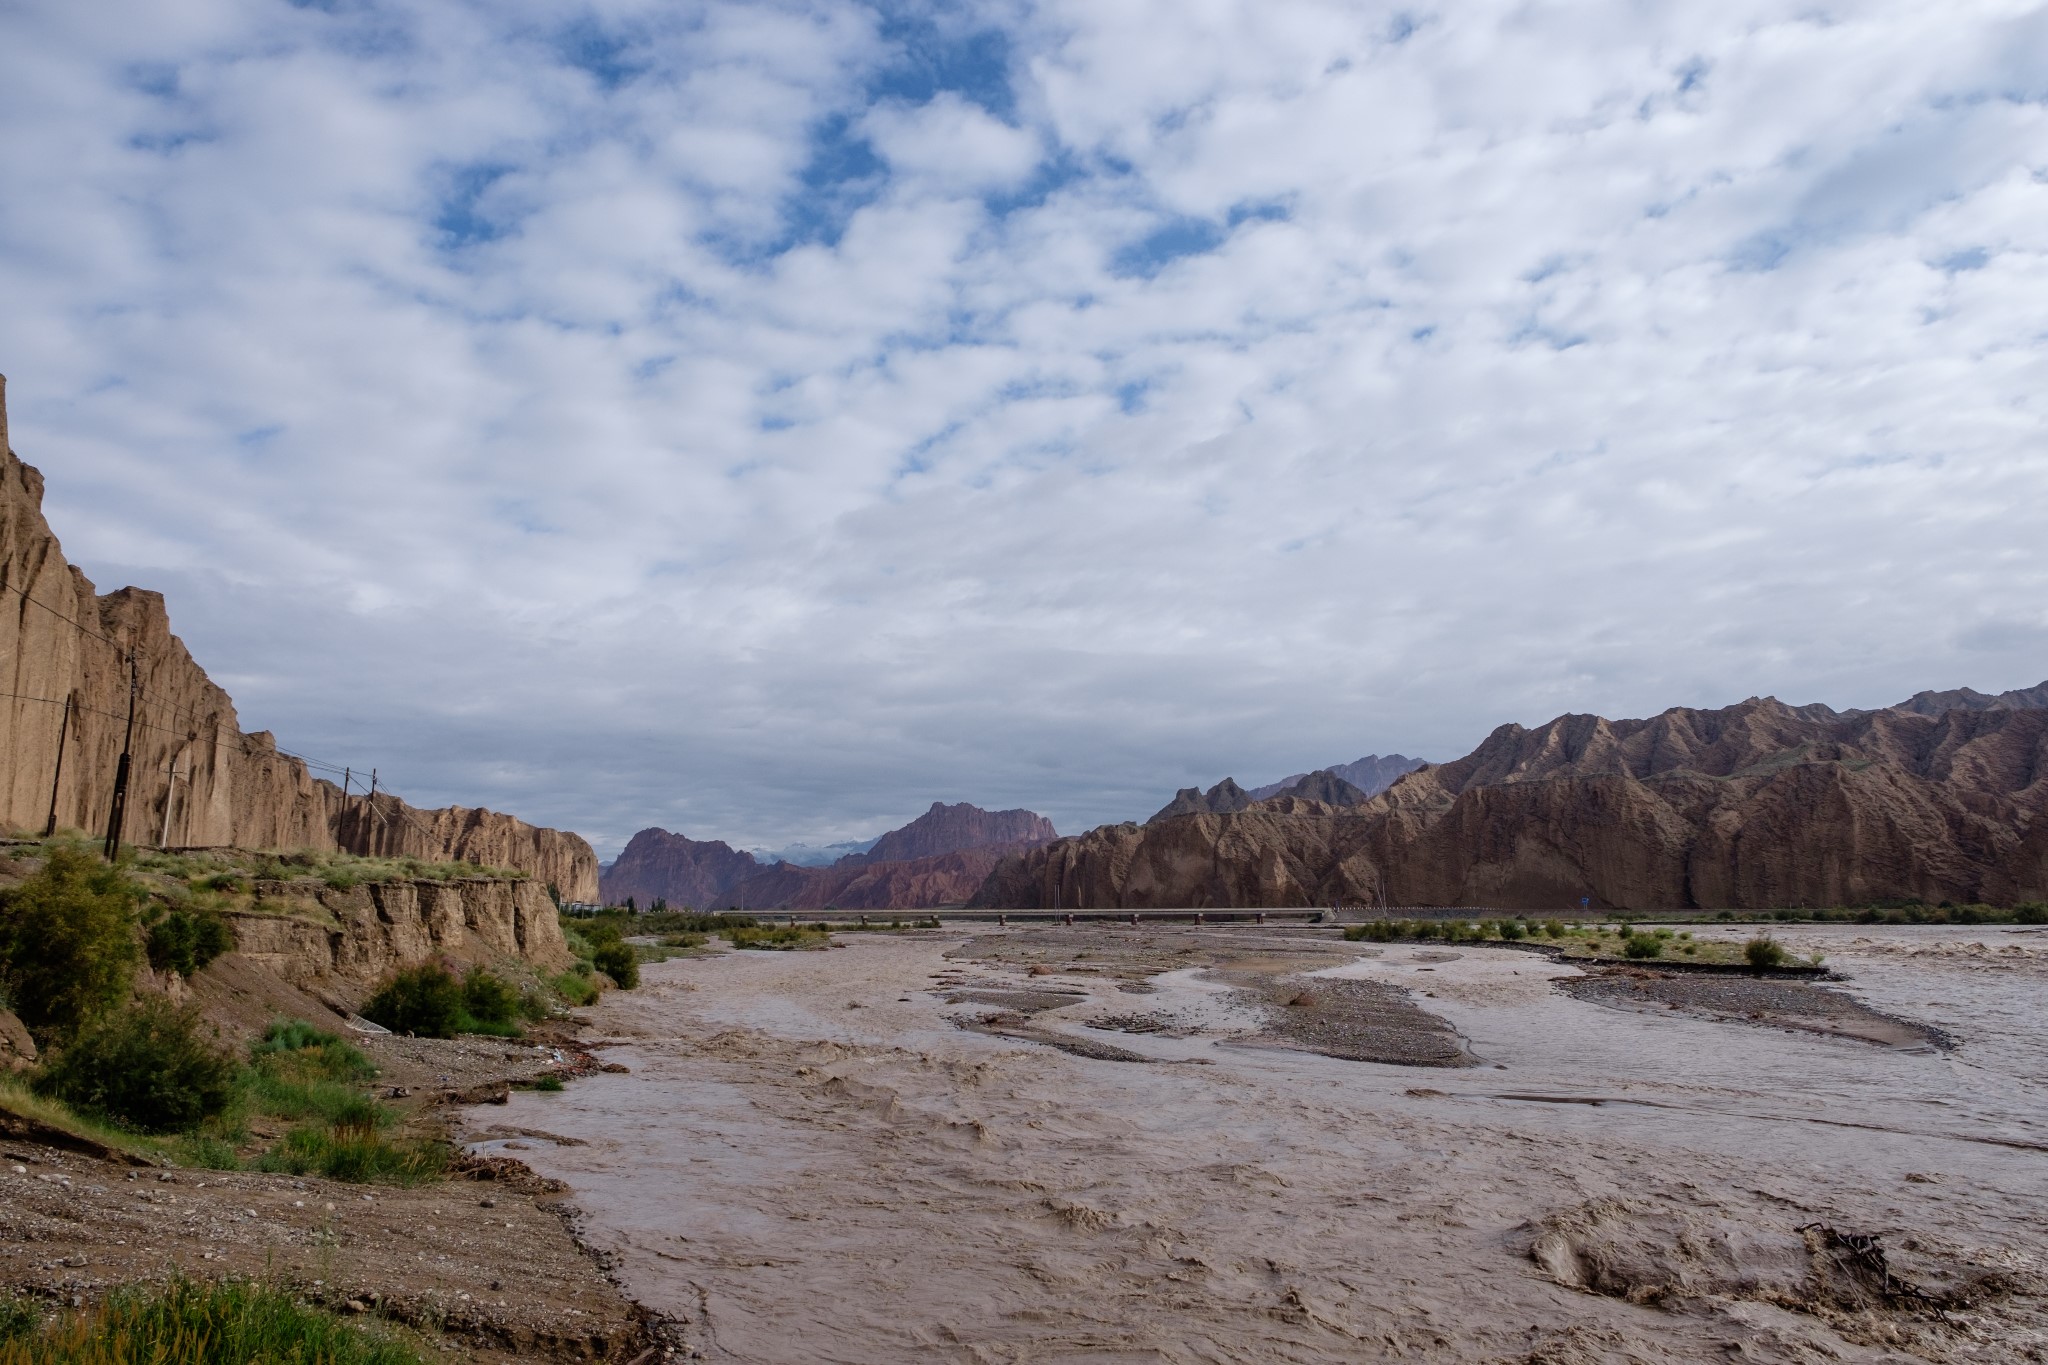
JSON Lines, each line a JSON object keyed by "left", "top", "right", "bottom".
{"left": 973, "top": 691, "right": 2048, "bottom": 911}
{"left": 0, "top": 379, "right": 598, "bottom": 900}
{"left": 1247, "top": 754, "right": 1426, "bottom": 801}
{"left": 602, "top": 801, "right": 1058, "bottom": 910}
{"left": 225, "top": 876, "right": 574, "bottom": 1000}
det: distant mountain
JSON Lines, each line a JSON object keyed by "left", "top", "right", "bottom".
{"left": 1247, "top": 754, "right": 1427, "bottom": 801}
{"left": 600, "top": 831, "right": 761, "bottom": 910}
{"left": 1267, "top": 769, "right": 1371, "bottom": 807}
{"left": 1888, "top": 682, "right": 2048, "bottom": 716}
{"left": 599, "top": 801, "right": 1057, "bottom": 910}
{"left": 840, "top": 802, "right": 1057, "bottom": 866}
{"left": 975, "top": 682, "right": 2048, "bottom": 911}
{"left": 745, "top": 838, "right": 878, "bottom": 867}
{"left": 1147, "top": 778, "right": 1255, "bottom": 824}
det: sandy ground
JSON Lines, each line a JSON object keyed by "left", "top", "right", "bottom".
{"left": 0, "top": 1029, "right": 654, "bottom": 1363}
{"left": 458, "top": 924, "right": 2048, "bottom": 1364}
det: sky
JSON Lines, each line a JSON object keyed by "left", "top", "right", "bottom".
{"left": 2, "top": 0, "right": 2045, "bottom": 858}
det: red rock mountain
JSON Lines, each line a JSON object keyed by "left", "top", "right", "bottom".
{"left": 843, "top": 802, "right": 1056, "bottom": 865}
{"left": 600, "top": 801, "right": 1057, "bottom": 910}
{"left": 972, "top": 691, "right": 2048, "bottom": 911}
{"left": 0, "top": 378, "right": 598, "bottom": 899}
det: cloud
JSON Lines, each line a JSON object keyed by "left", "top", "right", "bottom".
{"left": 1, "top": 0, "right": 2045, "bottom": 856}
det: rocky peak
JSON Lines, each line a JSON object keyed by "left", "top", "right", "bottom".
{"left": 1147, "top": 777, "right": 1254, "bottom": 824}
{"left": 843, "top": 801, "right": 1057, "bottom": 866}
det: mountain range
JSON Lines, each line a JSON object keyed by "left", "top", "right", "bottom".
{"left": 602, "top": 801, "right": 1056, "bottom": 911}
{"left": 973, "top": 685, "right": 2048, "bottom": 911}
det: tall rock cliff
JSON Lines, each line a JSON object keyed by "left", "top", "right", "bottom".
{"left": 973, "top": 692, "right": 2048, "bottom": 911}
{"left": 0, "top": 378, "right": 598, "bottom": 900}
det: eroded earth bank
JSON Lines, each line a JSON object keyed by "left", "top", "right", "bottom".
{"left": 467, "top": 925, "right": 2048, "bottom": 1364}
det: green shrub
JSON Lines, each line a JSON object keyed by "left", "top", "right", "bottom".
{"left": 552, "top": 971, "right": 599, "bottom": 1006}
{"left": 1499, "top": 919, "right": 1527, "bottom": 941}
{"left": 461, "top": 966, "right": 522, "bottom": 1029}
{"left": 530, "top": 1074, "right": 565, "bottom": 1092}
{"left": 143, "top": 906, "right": 234, "bottom": 978}
{"left": 1622, "top": 933, "right": 1663, "bottom": 960}
{"left": 722, "top": 924, "right": 830, "bottom": 951}
{"left": 361, "top": 964, "right": 464, "bottom": 1038}
{"left": 1745, "top": 936, "right": 1787, "bottom": 969}
{"left": 32, "top": 997, "right": 235, "bottom": 1134}
{"left": 0, "top": 1276, "right": 428, "bottom": 1365}
{"left": 1542, "top": 919, "right": 1564, "bottom": 937}
{"left": 592, "top": 942, "right": 639, "bottom": 988}
{"left": 0, "top": 849, "right": 143, "bottom": 1043}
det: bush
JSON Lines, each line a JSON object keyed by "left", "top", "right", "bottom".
{"left": 1499, "top": 919, "right": 1527, "bottom": 941}
{"left": 0, "top": 1276, "right": 428, "bottom": 1365}
{"left": 1745, "top": 936, "right": 1787, "bottom": 969}
{"left": 461, "top": 966, "right": 522, "bottom": 1029}
{"left": 552, "top": 971, "right": 599, "bottom": 1007}
{"left": 592, "top": 942, "right": 639, "bottom": 988}
{"left": 32, "top": 997, "right": 235, "bottom": 1134}
{"left": 144, "top": 906, "right": 234, "bottom": 978}
{"left": 1622, "top": 933, "right": 1663, "bottom": 960}
{"left": 361, "top": 964, "right": 464, "bottom": 1038}
{"left": 0, "top": 849, "right": 143, "bottom": 1042}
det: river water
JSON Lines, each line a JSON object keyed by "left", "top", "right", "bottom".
{"left": 465, "top": 924, "right": 2048, "bottom": 1363}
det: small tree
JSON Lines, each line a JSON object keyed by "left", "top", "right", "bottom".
{"left": 592, "top": 941, "right": 639, "bottom": 989}
{"left": 1745, "top": 936, "right": 1787, "bottom": 970}
{"left": 0, "top": 849, "right": 143, "bottom": 1043}
{"left": 34, "top": 997, "right": 235, "bottom": 1134}
{"left": 362, "top": 964, "right": 464, "bottom": 1037}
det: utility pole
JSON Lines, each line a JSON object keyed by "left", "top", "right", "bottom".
{"left": 158, "top": 756, "right": 185, "bottom": 849}
{"left": 43, "top": 692, "right": 74, "bottom": 837}
{"left": 102, "top": 654, "right": 139, "bottom": 861}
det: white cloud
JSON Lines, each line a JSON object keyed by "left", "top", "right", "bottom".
{"left": 1, "top": 0, "right": 2045, "bottom": 855}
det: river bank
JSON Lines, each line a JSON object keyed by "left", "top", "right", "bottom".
{"left": 0, "top": 1027, "right": 654, "bottom": 1363}
{"left": 465, "top": 922, "right": 2048, "bottom": 1363}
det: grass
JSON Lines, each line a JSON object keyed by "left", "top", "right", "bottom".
{"left": 0, "top": 1076, "right": 162, "bottom": 1161}
{"left": 0, "top": 1276, "right": 430, "bottom": 1365}
{"left": 3, "top": 835, "right": 528, "bottom": 905}
{"left": 254, "top": 1123, "right": 448, "bottom": 1185}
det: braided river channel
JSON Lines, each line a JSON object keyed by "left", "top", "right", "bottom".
{"left": 464, "top": 923, "right": 2048, "bottom": 1364}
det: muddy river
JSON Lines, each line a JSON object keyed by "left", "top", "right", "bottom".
{"left": 465, "top": 924, "right": 2048, "bottom": 1363}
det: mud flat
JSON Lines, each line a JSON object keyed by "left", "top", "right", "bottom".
{"left": 466, "top": 924, "right": 2048, "bottom": 1363}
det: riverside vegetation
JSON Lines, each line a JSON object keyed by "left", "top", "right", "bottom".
{"left": 0, "top": 1277, "right": 430, "bottom": 1365}
{"left": 1342, "top": 916, "right": 1824, "bottom": 968}
{"left": 0, "top": 843, "right": 631, "bottom": 1173}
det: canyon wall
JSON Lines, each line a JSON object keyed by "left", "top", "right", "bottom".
{"left": 974, "top": 695, "right": 2048, "bottom": 911}
{"left": 0, "top": 378, "right": 598, "bottom": 901}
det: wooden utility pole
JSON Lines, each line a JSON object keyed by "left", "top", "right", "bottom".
{"left": 102, "top": 654, "right": 139, "bottom": 860}
{"left": 42, "top": 692, "right": 74, "bottom": 837}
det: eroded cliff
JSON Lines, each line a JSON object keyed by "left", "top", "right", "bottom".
{"left": 0, "top": 377, "right": 598, "bottom": 900}
{"left": 974, "top": 694, "right": 2048, "bottom": 911}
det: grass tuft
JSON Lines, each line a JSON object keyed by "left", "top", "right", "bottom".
{"left": 0, "top": 1276, "right": 428, "bottom": 1365}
